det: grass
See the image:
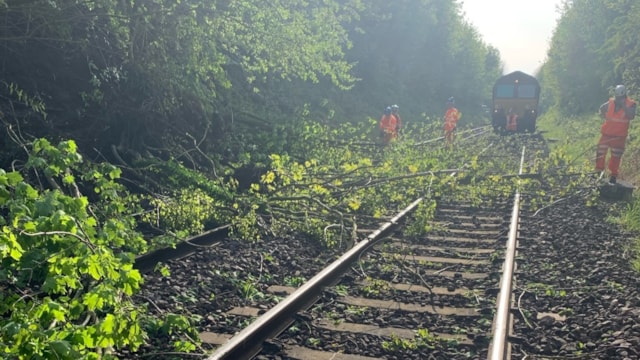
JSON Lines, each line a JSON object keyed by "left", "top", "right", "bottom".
{"left": 537, "top": 109, "right": 600, "bottom": 166}
{"left": 612, "top": 199, "right": 640, "bottom": 271}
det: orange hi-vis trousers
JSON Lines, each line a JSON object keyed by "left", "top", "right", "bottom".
{"left": 596, "top": 134, "right": 626, "bottom": 177}
{"left": 445, "top": 129, "right": 455, "bottom": 145}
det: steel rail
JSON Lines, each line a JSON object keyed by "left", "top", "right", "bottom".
{"left": 134, "top": 225, "right": 231, "bottom": 273}
{"left": 488, "top": 146, "right": 525, "bottom": 360}
{"left": 206, "top": 198, "right": 424, "bottom": 360}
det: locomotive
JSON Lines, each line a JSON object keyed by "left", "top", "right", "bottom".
{"left": 491, "top": 71, "right": 540, "bottom": 133}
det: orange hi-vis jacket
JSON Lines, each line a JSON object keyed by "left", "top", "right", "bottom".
{"left": 394, "top": 114, "right": 402, "bottom": 132}
{"left": 379, "top": 114, "right": 398, "bottom": 134}
{"left": 444, "top": 108, "right": 460, "bottom": 132}
{"left": 602, "top": 98, "right": 636, "bottom": 137}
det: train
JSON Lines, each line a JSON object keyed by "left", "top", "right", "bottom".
{"left": 491, "top": 71, "right": 540, "bottom": 133}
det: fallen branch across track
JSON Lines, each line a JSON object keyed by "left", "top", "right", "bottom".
{"left": 206, "top": 198, "right": 424, "bottom": 360}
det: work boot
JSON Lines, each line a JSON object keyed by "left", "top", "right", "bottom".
{"left": 609, "top": 176, "right": 617, "bottom": 184}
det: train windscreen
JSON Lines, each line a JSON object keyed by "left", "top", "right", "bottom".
{"left": 517, "top": 85, "right": 537, "bottom": 98}
{"left": 495, "top": 84, "right": 514, "bottom": 98}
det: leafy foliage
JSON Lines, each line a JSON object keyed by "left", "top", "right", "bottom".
{"left": 0, "top": 0, "right": 501, "bottom": 171}
{"left": 382, "top": 328, "right": 438, "bottom": 352}
{"left": 0, "top": 0, "right": 362, "bottom": 160}
{"left": 542, "top": 0, "right": 640, "bottom": 115}
{"left": 0, "top": 140, "right": 145, "bottom": 359}
{"left": 0, "top": 139, "right": 198, "bottom": 359}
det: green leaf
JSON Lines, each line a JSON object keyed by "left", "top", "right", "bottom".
{"left": 16, "top": 182, "right": 38, "bottom": 200}
{"left": 50, "top": 340, "right": 74, "bottom": 359}
{"left": 5, "top": 171, "right": 23, "bottom": 185}
{"left": 108, "top": 167, "right": 121, "bottom": 180}
{"left": 62, "top": 174, "right": 75, "bottom": 185}
{"left": 83, "top": 292, "right": 104, "bottom": 311}
{"left": 81, "top": 329, "right": 96, "bottom": 348}
{"left": 1, "top": 230, "right": 24, "bottom": 261}
{"left": 0, "top": 186, "right": 10, "bottom": 203}
{"left": 87, "top": 261, "right": 103, "bottom": 280}
{"left": 101, "top": 314, "right": 115, "bottom": 334}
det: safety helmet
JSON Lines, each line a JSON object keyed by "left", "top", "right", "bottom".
{"left": 447, "top": 97, "right": 455, "bottom": 104}
{"left": 614, "top": 85, "right": 627, "bottom": 97}
{"left": 384, "top": 106, "right": 392, "bottom": 115}
{"left": 391, "top": 104, "right": 399, "bottom": 111}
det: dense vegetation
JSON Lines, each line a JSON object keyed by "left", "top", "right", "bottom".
{"left": 0, "top": 0, "right": 500, "bottom": 162}
{"left": 1, "top": 0, "right": 640, "bottom": 358}
{"left": 540, "top": 0, "right": 640, "bottom": 114}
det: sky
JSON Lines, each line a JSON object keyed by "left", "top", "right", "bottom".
{"left": 460, "top": 0, "right": 564, "bottom": 75}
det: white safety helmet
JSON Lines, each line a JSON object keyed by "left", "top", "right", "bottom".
{"left": 614, "top": 84, "right": 627, "bottom": 97}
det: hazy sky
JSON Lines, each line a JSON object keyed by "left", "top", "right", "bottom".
{"left": 460, "top": 0, "right": 564, "bottom": 75}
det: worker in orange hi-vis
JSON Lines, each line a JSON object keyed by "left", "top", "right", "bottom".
{"left": 506, "top": 108, "right": 518, "bottom": 132}
{"left": 443, "top": 97, "right": 461, "bottom": 147}
{"left": 390, "top": 104, "right": 402, "bottom": 136}
{"left": 379, "top": 106, "right": 398, "bottom": 145}
{"left": 596, "top": 84, "right": 637, "bottom": 184}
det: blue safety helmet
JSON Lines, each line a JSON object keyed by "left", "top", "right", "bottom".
{"left": 384, "top": 106, "right": 392, "bottom": 115}
{"left": 447, "top": 97, "right": 455, "bottom": 104}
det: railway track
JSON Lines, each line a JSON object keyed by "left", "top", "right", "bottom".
{"left": 130, "top": 132, "right": 640, "bottom": 360}
{"left": 130, "top": 133, "right": 537, "bottom": 359}
{"left": 200, "top": 200, "right": 525, "bottom": 359}
{"left": 196, "top": 147, "right": 534, "bottom": 359}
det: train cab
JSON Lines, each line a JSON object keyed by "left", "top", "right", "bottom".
{"left": 492, "top": 71, "right": 540, "bottom": 133}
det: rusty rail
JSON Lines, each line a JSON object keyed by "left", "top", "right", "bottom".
{"left": 134, "top": 225, "right": 231, "bottom": 273}
{"left": 206, "top": 198, "right": 424, "bottom": 360}
{"left": 488, "top": 146, "right": 525, "bottom": 360}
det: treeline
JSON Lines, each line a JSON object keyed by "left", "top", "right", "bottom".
{"left": 0, "top": 0, "right": 501, "bottom": 172}
{"left": 540, "top": 0, "right": 640, "bottom": 115}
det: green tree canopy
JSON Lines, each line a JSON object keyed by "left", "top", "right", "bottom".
{"left": 542, "top": 0, "right": 640, "bottom": 115}
{"left": 1, "top": 0, "right": 503, "bottom": 174}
